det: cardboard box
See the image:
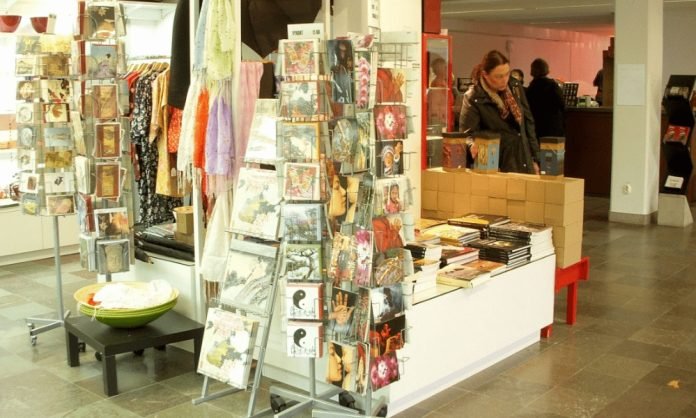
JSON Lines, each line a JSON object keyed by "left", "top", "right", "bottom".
{"left": 525, "top": 201, "right": 545, "bottom": 224}
{"left": 470, "top": 195, "right": 489, "bottom": 213}
{"left": 174, "top": 231, "right": 194, "bottom": 246}
{"left": 422, "top": 169, "right": 440, "bottom": 191}
{"left": 545, "top": 177, "right": 584, "bottom": 204}
{"left": 453, "top": 172, "right": 472, "bottom": 195}
{"left": 489, "top": 197, "right": 507, "bottom": 216}
{"left": 488, "top": 175, "right": 507, "bottom": 198}
{"left": 437, "top": 192, "right": 455, "bottom": 212}
{"left": 437, "top": 211, "right": 454, "bottom": 220}
{"left": 453, "top": 195, "right": 471, "bottom": 217}
{"left": 526, "top": 178, "right": 546, "bottom": 203}
{"left": 507, "top": 200, "right": 526, "bottom": 221}
{"left": 438, "top": 171, "right": 455, "bottom": 192}
{"left": 422, "top": 190, "right": 438, "bottom": 210}
{"left": 470, "top": 172, "right": 489, "bottom": 196}
{"left": 556, "top": 241, "right": 582, "bottom": 268}
{"left": 421, "top": 209, "right": 439, "bottom": 219}
{"left": 506, "top": 176, "right": 526, "bottom": 200}
{"left": 544, "top": 200, "right": 584, "bottom": 226}
{"left": 174, "top": 206, "right": 194, "bottom": 235}
{"left": 552, "top": 221, "right": 583, "bottom": 248}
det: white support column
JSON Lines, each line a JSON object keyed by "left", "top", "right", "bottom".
{"left": 609, "top": 0, "right": 663, "bottom": 224}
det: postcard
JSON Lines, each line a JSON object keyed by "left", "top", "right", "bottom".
{"left": 44, "top": 126, "right": 73, "bottom": 148}
{"left": 17, "top": 149, "right": 36, "bottom": 171}
{"left": 328, "top": 232, "right": 356, "bottom": 286}
{"left": 76, "top": 193, "right": 94, "bottom": 233}
{"left": 327, "top": 39, "right": 354, "bottom": 104}
{"left": 370, "top": 284, "right": 404, "bottom": 323}
{"left": 277, "top": 121, "right": 320, "bottom": 161}
{"left": 92, "top": 84, "right": 118, "bottom": 120}
{"left": 285, "top": 281, "right": 323, "bottom": 320}
{"left": 280, "top": 39, "right": 319, "bottom": 77}
{"left": 19, "top": 172, "right": 39, "bottom": 194}
{"left": 87, "top": 43, "right": 118, "bottom": 79}
{"left": 286, "top": 321, "right": 323, "bottom": 358}
{"left": 16, "top": 36, "right": 41, "bottom": 55}
{"left": 374, "top": 177, "right": 410, "bottom": 216}
{"left": 280, "top": 203, "right": 323, "bottom": 242}
{"left": 330, "top": 118, "right": 358, "bottom": 163}
{"left": 282, "top": 243, "right": 322, "bottom": 282}
{"left": 327, "top": 341, "right": 357, "bottom": 391}
{"left": 40, "top": 79, "right": 71, "bottom": 103}
{"left": 74, "top": 155, "right": 93, "bottom": 194}
{"left": 45, "top": 194, "right": 75, "bottom": 216}
{"left": 15, "top": 56, "right": 38, "bottom": 76}
{"left": 244, "top": 99, "right": 279, "bottom": 164}
{"left": 16, "top": 103, "right": 36, "bottom": 124}
{"left": 95, "top": 122, "right": 121, "bottom": 158}
{"left": 283, "top": 162, "right": 320, "bottom": 201}
{"left": 96, "top": 238, "right": 130, "bottom": 274}
{"left": 94, "top": 207, "right": 129, "bottom": 238}
{"left": 87, "top": 5, "right": 117, "bottom": 39}
{"left": 230, "top": 167, "right": 281, "bottom": 240}
{"left": 45, "top": 149, "right": 74, "bottom": 170}
{"left": 16, "top": 80, "right": 38, "bottom": 102}
{"left": 21, "top": 193, "right": 39, "bottom": 215}
{"left": 373, "top": 104, "right": 407, "bottom": 140}
{"left": 43, "top": 103, "right": 70, "bottom": 123}
{"left": 328, "top": 288, "right": 357, "bottom": 340}
{"left": 353, "top": 229, "right": 373, "bottom": 287}
{"left": 370, "top": 351, "right": 400, "bottom": 390}
{"left": 17, "top": 125, "right": 38, "bottom": 149}
{"left": 95, "top": 161, "right": 121, "bottom": 198}
{"left": 220, "top": 239, "right": 279, "bottom": 313}
{"left": 43, "top": 172, "right": 76, "bottom": 194}
{"left": 375, "top": 140, "right": 404, "bottom": 177}
{"left": 41, "top": 54, "right": 70, "bottom": 77}
{"left": 376, "top": 68, "right": 406, "bottom": 103}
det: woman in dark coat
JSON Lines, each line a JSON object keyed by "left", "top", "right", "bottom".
{"left": 459, "top": 50, "right": 540, "bottom": 174}
{"left": 526, "top": 58, "right": 566, "bottom": 138}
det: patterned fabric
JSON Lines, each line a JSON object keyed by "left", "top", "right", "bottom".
{"left": 131, "top": 72, "right": 182, "bottom": 226}
{"left": 167, "top": 106, "right": 183, "bottom": 153}
{"left": 480, "top": 76, "right": 522, "bottom": 125}
{"left": 193, "top": 87, "right": 210, "bottom": 170}
{"left": 205, "top": 0, "right": 236, "bottom": 81}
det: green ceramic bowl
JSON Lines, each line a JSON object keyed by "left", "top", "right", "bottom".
{"left": 74, "top": 282, "right": 179, "bottom": 328}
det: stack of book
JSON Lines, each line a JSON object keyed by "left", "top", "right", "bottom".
{"left": 460, "top": 258, "right": 506, "bottom": 276}
{"left": 436, "top": 263, "right": 492, "bottom": 288}
{"left": 440, "top": 245, "right": 479, "bottom": 267}
{"left": 403, "top": 258, "right": 440, "bottom": 297}
{"left": 421, "top": 223, "right": 481, "bottom": 246}
{"left": 468, "top": 239, "right": 531, "bottom": 270}
{"left": 448, "top": 213, "right": 510, "bottom": 239}
{"left": 489, "top": 222, "right": 554, "bottom": 261}
{"left": 404, "top": 242, "right": 443, "bottom": 260}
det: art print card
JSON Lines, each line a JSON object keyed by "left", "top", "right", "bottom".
{"left": 21, "top": 193, "right": 39, "bottom": 215}
{"left": 45, "top": 149, "right": 74, "bottom": 170}
{"left": 16, "top": 103, "right": 36, "bottom": 125}
{"left": 372, "top": 252, "right": 405, "bottom": 286}
{"left": 45, "top": 194, "right": 75, "bottom": 216}
{"left": 287, "top": 321, "right": 323, "bottom": 358}
{"left": 74, "top": 156, "right": 93, "bottom": 194}
{"left": 96, "top": 238, "right": 130, "bottom": 274}
{"left": 87, "top": 43, "right": 118, "bottom": 79}
{"left": 79, "top": 234, "right": 96, "bottom": 271}
{"left": 230, "top": 168, "right": 281, "bottom": 240}
{"left": 41, "top": 54, "right": 70, "bottom": 77}
{"left": 95, "top": 122, "right": 121, "bottom": 158}
{"left": 38, "top": 35, "right": 73, "bottom": 54}
{"left": 277, "top": 121, "right": 320, "bottom": 161}
{"left": 40, "top": 79, "right": 71, "bottom": 103}
{"left": 370, "top": 351, "right": 400, "bottom": 390}
{"left": 283, "top": 162, "right": 320, "bottom": 201}
{"left": 352, "top": 173, "right": 375, "bottom": 229}
{"left": 280, "top": 80, "right": 327, "bottom": 120}
{"left": 198, "top": 307, "right": 259, "bottom": 389}
{"left": 280, "top": 39, "right": 319, "bottom": 77}
{"left": 280, "top": 203, "right": 323, "bottom": 242}
{"left": 283, "top": 243, "right": 322, "bottom": 282}
{"left": 15, "top": 56, "right": 38, "bottom": 76}
{"left": 220, "top": 239, "right": 279, "bottom": 313}
{"left": 340, "top": 112, "right": 371, "bottom": 174}
{"left": 327, "top": 341, "right": 357, "bottom": 392}
{"left": 43, "top": 172, "right": 76, "bottom": 194}
{"left": 370, "top": 284, "right": 404, "bottom": 323}
{"left": 374, "top": 105, "right": 407, "bottom": 140}
{"left": 354, "top": 51, "right": 374, "bottom": 110}
{"left": 353, "top": 229, "right": 373, "bottom": 287}
{"left": 17, "top": 125, "right": 38, "bottom": 149}
{"left": 94, "top": 207, "right": 129, "bottom": 238}
{"left": 87, "top": 5, "right": 117, "bottom": 39}
{"left": 92, "top": 84, "right": 118, "bottom": 120}
{"left": 329, "top": 288, "right": 358, "bottom": 339}
{"left": 95, "top": 161, "right": 121, "bottom": 198}
{"left": 76, "top": 193, "right": 95, "bottom": 233}
{"left": 353, "top": 287, "right": 371, "bottom": 343}
{"left": 16, "top": 80, "right": 39, "bottom": 102}
{"left": 376, "top": 68, "right": 406, "bottom": 103}
{"left": 354, "top": 342, "right": 370, "bottom": 395}
{"left": 285, "top": 282, "right": 323, "bottom": 320}
{"left": 376, "top": 140, "right": 404, "bottom": 177}
{"left": 16, "top": 36, "right": 41, "bottom": 55}
{"left": 372, "top": 314, "right": 406, "bottom": 357}
{"left": 244, "top": 99, "right": 279, "bottom": 164}
{"left": 330, "top": 118, "right": 358, "bottom": 163}
{"left": 328, "top": 232, "right": 356, "bottom": 286}
{"left": 44, "top": 126, "right": 73, "bottom": 148}
{"left": 374, "top": 177, "right": 410, "bottom": 216}
{"left": 327, "top": 39, "right": 354, "bottom": 104}
{"left": 43, "top": 103, "right": 70, "bottom": 123}
{"left": 19, "top": 172, "right": 39, "bottom": 193}
{"left": 72, "top": 110, "right": 87, "bottom": 155}
{"left": 17, "top": 149, "right": 36, "bottom": 171}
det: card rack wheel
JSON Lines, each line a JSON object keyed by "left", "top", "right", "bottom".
{"left": 95, "top": 351, "right": 103, "bottom": 361}
{"left": 133, "top": 349, "right": 145, "bottom": 356}
{"left": 376, "top": 405, "right": 388, "bottom": 417}
{"left": 27, "top": 323, "right": 37, "bottom": 346}
{"left": 339, "top": 391, "right": 357, "bottom": 410}
{"left": 270, "top": 394, "right": 286, "bottom": 413}
{"left": 78, "top": 342, "right": 86, "bottom": 353}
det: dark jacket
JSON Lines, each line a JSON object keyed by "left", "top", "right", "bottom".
{"left": 526, "top": 76, "right": 565, "bottom": 138}
{"left": 459, "top": 79, "right": 540, "bottom": 174}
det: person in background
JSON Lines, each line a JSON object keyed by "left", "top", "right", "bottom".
{"left": 526, "top": 58, "right": 565, "bottom": 138}
{"left": 459, "top": 50, "right": 540, "bottom": 174}
{"left": 511, "top": 68, "right": 525, "bottom": 86}
{"left": 593, "top": 68, "right": 604, "bottom": 105}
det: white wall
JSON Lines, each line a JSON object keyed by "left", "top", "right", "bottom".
{"left": 442, "top": 19, "right": 610, "bottom": 97}
{"left": 663, "top": 7, "right": 696, "bottom": 85}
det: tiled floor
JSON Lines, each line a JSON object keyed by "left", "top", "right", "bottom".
{"left": 1, "top": 196, "right": 695, "bottom": 417}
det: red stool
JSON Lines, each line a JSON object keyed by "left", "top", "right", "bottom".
{"left": 541, "top": 256, "right": 590, "bottom": 338}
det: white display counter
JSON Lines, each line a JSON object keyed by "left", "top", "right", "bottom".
{"left": 262, "top": 254, "right": 555, "bottom": 416}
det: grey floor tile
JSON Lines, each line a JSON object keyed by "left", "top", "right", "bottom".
{"left": 595, "top": 381, "right": 695, "bottom": 418}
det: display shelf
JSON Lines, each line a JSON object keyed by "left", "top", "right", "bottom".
{"left": 120, "top": 0, "right": 176, "bottom": 21}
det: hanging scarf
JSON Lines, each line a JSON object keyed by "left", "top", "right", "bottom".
{"left": 480, "top": 76, "right": 522, "bottom": 125}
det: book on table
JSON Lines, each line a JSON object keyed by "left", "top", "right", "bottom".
{"left": 436, "top": 264, "right": 492, "bottom": 288}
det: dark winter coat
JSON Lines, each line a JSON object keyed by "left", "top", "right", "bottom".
{"left": 526, "top": 76, "right": 566, "bottom": 138}
{"left": 459, "top": 79, "right": 540, "bottom": 174}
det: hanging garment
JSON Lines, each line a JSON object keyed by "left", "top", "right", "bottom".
{"left": 167, "top": 106, "right": 183, "bottom": 153}
{"left": 236, "top": 61, "right": 264, "bottom": 177}
{"left": 205, "top": 0, "right": 236, "bottom": 81}
{"left": 199, "top": 189, "right": 233, "bottom": 283}
{"left": 177, "top": 71, "right": 206, "bottom": 188}
{"left": 168, "top": 0, "right": 204, "bottom": 109}
{"left": 205, "top": 80, "right": 234, "bottom": 196}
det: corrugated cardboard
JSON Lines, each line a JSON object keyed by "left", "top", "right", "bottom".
{"left": 453, "top": 171, "right": 472, "bottom": 195}
{"left": 552, "top": 221, "right": 583, "bottom": 248}
{"left": 506, "top": 177, "right": 526, "bottom": 200}
{"left": 526, "top": 178, "right": 546, "bottom": 203}
{"left": 437, "top": 211, "right": 454, "bottom": 220}
{"left": 437, "top": 192, "right": 455, "bottom": 212}
{"left": 488, "top": 175, "right": 507, "bottom": 198}
{"left": 525, "top": 201, "right": 545, "bottom": 224}
{"left": 470, "top": 195, "right": 489, "bottom": 213}
{"left": 453, "top": 195, "right": 471, "bottom": 217}
{"left": 556, "top": 241, "right": 582, "bottom": 268}
{"left": 544, "top": 200, "right": 584, "bottom": 226}
{"left": 545, "top": 177, "right": 584, "bottom": 204}
{"left": 507, "top": 200, "right": 526, "bottom": 221}
{"left": 422, "top": 209, "right": 439, "bottom": 219}
{"left": 174, "top": 206, "right": 194, "bottom": 235}
{"left": 470, "top": 172, "right": 489, "bottom": 196}
{"left": 438, "top": 171, "right": 455, "bottom": 192}
{"left": 422, "top": 169, "right": 440, "bottom": 191}
{"left": 422, "top": 190, "right": 438, "bottom": 210}
{"left": 489, "top": 197, "right": 507, "bottom": 216}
